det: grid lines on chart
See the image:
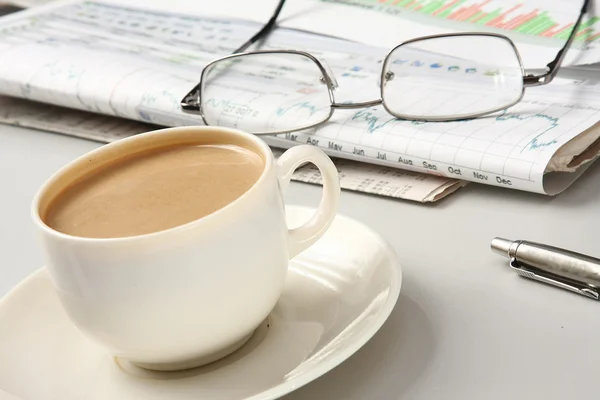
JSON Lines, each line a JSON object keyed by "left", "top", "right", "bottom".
{"left": 316, "top": 91, "right": 600, "bottom": 184}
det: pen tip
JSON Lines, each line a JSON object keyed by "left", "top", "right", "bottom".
{"left": 491, "top": 237, "right": 512, "bottom": 257}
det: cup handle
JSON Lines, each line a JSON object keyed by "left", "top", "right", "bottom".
{"left": 277, "top": 145, "right": 340, "bottom": 259}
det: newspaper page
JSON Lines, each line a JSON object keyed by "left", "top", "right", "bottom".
{"left": 0, "top": 1, "right": 598, "bottom": 195}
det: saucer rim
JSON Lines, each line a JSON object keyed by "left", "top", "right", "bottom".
{"left": 249, "top": 206, "right": 403, "bottom": 400}
{"left": 0, "top": 205, "right": 402, "bottom": 400}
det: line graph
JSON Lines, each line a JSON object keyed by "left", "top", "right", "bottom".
{"left": 495, "top": 110, "right": 560, "bottom": 151}
{"left": 245, "top": 97, "right": 567, "bottom": 159}
{"left": 527, "top": 136, "right": 558, "bottom": 151}
{"left": 352, "top": 109, "right": 399, "bottom": 133}
{"left": 276, "top": 101, "right": 325, "bottom": 117}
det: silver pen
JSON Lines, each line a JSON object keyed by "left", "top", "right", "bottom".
{"left": 491, "top": 238, "right": 600, "bottom": 300}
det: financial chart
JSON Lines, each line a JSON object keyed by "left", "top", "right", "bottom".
{"left": 332, "top": 0, "right": 599, "bottom": 43}
{"left": 0, "top": 1, "right": 599, "bottom": 194}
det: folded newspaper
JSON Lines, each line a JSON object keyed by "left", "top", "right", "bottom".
{"left": 0, "top": 0, "right": 599, "bottom": 197}
{"left": 0, "top": 95, "right": 465, "bottom": 202}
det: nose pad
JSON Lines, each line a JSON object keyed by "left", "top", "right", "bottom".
{"left": 317, "top": 59, "right": 338, "bottom": 90}
{"left": 376, "top": 70, "right": 395, "bottom": 88}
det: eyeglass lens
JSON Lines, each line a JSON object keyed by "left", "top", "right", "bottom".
{"left": 382, "top": 35, "right": 524, "bottom": 120}
{"left": 201, "top": 52, "right": 332, "bottom": 134}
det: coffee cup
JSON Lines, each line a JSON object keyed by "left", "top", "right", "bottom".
{"left": 31, "top": 126, "right": 340, "bottom": 371}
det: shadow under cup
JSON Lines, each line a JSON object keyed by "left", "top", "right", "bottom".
{"left": 31, "top": 126, "right": 292, "bottom": 371}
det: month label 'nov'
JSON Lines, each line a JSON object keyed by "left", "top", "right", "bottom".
{"left": 473, "top": 172, "right": 488, "bottom": 180}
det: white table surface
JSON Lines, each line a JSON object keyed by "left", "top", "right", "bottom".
{"left": 2, "top": 123, "right": 600, "bottom": 399}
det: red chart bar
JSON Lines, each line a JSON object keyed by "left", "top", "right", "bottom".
{"left": 461, "top": 0, "right": 494, "bottom": 21}
{"left": 433, "top": 0, "right": 460, "bottom": 16}
{"left": 545, "top": 22, "right": 573, "bottom": 37}
{"left": 586, "top": 32, "right": 600, "bottom": 41}
{"left": 478, "top": 0, "right": 492, "bottom": 10}
{"left": 539, "top": 23, "right": 558, "bottom": 36}
{"left": 486, "top": 4, "right": 522, "bottom": 27}
{"left": 493, "top": 12, "right": 524, "bottom": 29}
{"left": 459, "top": 6, "right": 480, "bottom": 21}
{"left": 472, "top": 13, "right": 488, "bottom": 23}
{"left": 451, "top": 5, "right": 475, "bottom": 20}
{"left": 470, "top": 2, "right": 494, "bottom": 23}
{"left": 576, "top": 27, "right": 592, "bottom": 37}
{"left": 501, "top": 10, "right": 538, "bottom": 30}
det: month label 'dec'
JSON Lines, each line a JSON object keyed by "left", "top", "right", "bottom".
{"left": 496, "top": 176, "right": 512, "bottom": 185}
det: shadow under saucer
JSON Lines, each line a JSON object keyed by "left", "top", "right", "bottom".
{"left": 282, "top": 292, "right": 436, "bottom": 400}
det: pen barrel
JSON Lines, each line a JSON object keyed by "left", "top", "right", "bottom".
{"left": 516, "top": 241, "right": 600, "bottom": 287}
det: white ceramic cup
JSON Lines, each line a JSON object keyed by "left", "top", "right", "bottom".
{"left": 31, "top": 126, "right": 340, "bottom": 371}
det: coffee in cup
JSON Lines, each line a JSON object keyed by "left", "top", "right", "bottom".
{"left": 44, "top": 143, "right": 265, "bottom": 238}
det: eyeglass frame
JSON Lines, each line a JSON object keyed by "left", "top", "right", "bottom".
{"left": 181, "top": 0, "right": 591, "bottom": 131}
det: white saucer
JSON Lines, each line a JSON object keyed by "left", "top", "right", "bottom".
{"left": 0, "top": 206, "right": 401, "bottom": 400}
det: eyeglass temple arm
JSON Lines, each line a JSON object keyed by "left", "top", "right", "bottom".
{"left": 181, "top": 0, "right": 287, "bottom": 112}
{"left": 233, "top": 0, "right": 286, "bottom": 53}
{"left": 524, "top": 0, "right": 590, "bottom": 87}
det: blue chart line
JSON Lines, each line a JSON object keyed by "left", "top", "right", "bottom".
{"left": 203, "top": 98, "right": 231, "bottom": 108}
{"left": 526, "top": 136, "right": 559, "bottom": 151}
{"left": 495, "top": 111, "right": 559, "bottom": 152}
{"left": 351, "top": 109, "right": 426, "bottom": 134}
{"left": 352, "top": 108, "right": 561, "bottom": 150}
{"left": 276, "top": 101, "right": 324, "bottom": 117}
{"left": 351, "top": 109, "right": 398, "bottom": 133}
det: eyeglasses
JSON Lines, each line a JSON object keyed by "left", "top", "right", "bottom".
{"left": 180, "top": 0, "right": 590, "bottom": 135}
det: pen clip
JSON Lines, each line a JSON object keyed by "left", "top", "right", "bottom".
{"left": 509, "top": 257, "right": 600, "bottom": 300}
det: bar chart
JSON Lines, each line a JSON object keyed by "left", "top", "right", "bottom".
{"left": 365, "top": 0, "right": 599, "bottom": 42}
